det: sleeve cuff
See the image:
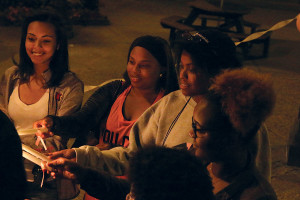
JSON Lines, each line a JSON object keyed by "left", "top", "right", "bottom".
{"left": 73, "top": 147, "right": 86, "bottom": 165}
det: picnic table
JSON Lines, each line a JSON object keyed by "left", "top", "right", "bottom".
{"left": 160, "top": 0, "right": 271, "bottom": 59}
{"left": 186, "top": 0, "right": 252, "bottom": 33}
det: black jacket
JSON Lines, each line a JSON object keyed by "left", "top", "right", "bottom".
{"left": 50, "top": 80, "right": 128, "bottom": 140}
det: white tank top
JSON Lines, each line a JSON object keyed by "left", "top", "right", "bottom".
{"left": 8, "top": 85, "right": 49, "bottom": 132}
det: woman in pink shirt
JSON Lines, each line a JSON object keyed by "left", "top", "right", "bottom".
{"left": 96, "top": 35, "right": 177, "bottom": 150}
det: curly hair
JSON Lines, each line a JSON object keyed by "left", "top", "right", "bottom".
{"left": 210, "top": 68, "right": 276, "bottom": 139}
{"left": 128, "top": 146, "right": 214, "bottom": 200}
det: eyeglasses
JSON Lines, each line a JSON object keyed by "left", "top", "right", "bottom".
{"left": 190, "top": 117, "right": 212, "bottom": 138}
{"left": 178, "top": 31, "right": 218, "bottom": 59}
{"left": 180, "top": 31, "right": 210, "bottom": 44}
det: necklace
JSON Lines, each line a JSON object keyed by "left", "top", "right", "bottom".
{"left": 162, "top": 96, "right": 191, "bottom": 145}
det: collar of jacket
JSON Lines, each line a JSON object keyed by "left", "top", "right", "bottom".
{"left": 11, "top": 66, "right": 52, "bottom": 85}
{"left": 41, "top": 68, "right": 52, "bottom": 84}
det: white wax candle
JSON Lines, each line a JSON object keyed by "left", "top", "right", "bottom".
{"left": 18, "top": 127, "right": 48, "bottom": 136}
{"left": 22, "top": 151, "right": 43, "bottom": 166}
{"left": 22, "top": 144, "right": 51, "bottom": 163}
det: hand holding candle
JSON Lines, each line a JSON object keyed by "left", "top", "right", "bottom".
{"left": 39, "top": 149, "right": 77, "bottom": 179}
{"left": 39, "top": 149, "right": 76, "bottom": 174}
{"left": 34, "top": 116, "right": 54, "bottom": 139}
{"left": 45, "top": 158, "right": 82, "bottom": 181}
{"left": 48, "top": 149, "right": 76, "bottom": 161}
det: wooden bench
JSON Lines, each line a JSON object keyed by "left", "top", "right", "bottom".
{"left": 160, "top": 15, "right": 195, "bottom": 47}
{"left": 196, "top": 14, "right": 260, "bottom": 33}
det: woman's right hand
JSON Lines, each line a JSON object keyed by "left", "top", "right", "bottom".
{"left": 48, "top": 149, "right": 76, "bottom": 161}
{"left": 33, "top": 117, "right": 54, "bottom": 139}
{"left": 41, "top": 149, "right": 77, "bottom": 179}
{"left": 42, "top": 157, "right": 81, "bottom": 181}
{"left": 47, "top": 158, "right": 80, "bottom": 180}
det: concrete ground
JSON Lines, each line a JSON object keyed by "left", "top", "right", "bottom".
{"left": 0, "top": 0, "right": 299, "bottom": 199}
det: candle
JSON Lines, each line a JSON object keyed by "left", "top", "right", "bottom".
{"left": 18, "top": 127, "right": 48, "bottom": 136}
{"left": 22, "top": 144, "right": 51, "bottom": 163}
{"left": 22, "top": 151, "right": 43, "bottom": 166}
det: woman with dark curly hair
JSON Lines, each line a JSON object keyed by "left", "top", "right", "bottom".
{"left": 190, "top": 68, "right": 277, "bottom": 200}
{"left": 44, "top": 69, "right": 277, "bottom": 200}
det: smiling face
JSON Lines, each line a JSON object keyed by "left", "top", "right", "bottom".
{"left": 179, "top": 50, "right": 211, "bottom": 97}
{"left": 25, "top": 21, "right": 57, "bottom": 69}
{"left": 127, "top": 46, "right": 162, "bottom": 91}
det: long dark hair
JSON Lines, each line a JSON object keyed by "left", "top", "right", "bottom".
{"left": 123, "top": 35, "right": 178, "bottom": 95}
{"left": 15, "top": 10, "right": 69, "bottom": 87}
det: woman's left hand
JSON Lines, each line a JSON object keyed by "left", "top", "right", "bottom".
{"left": 34, "top": 117, "right": 54, "bottom": 138}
